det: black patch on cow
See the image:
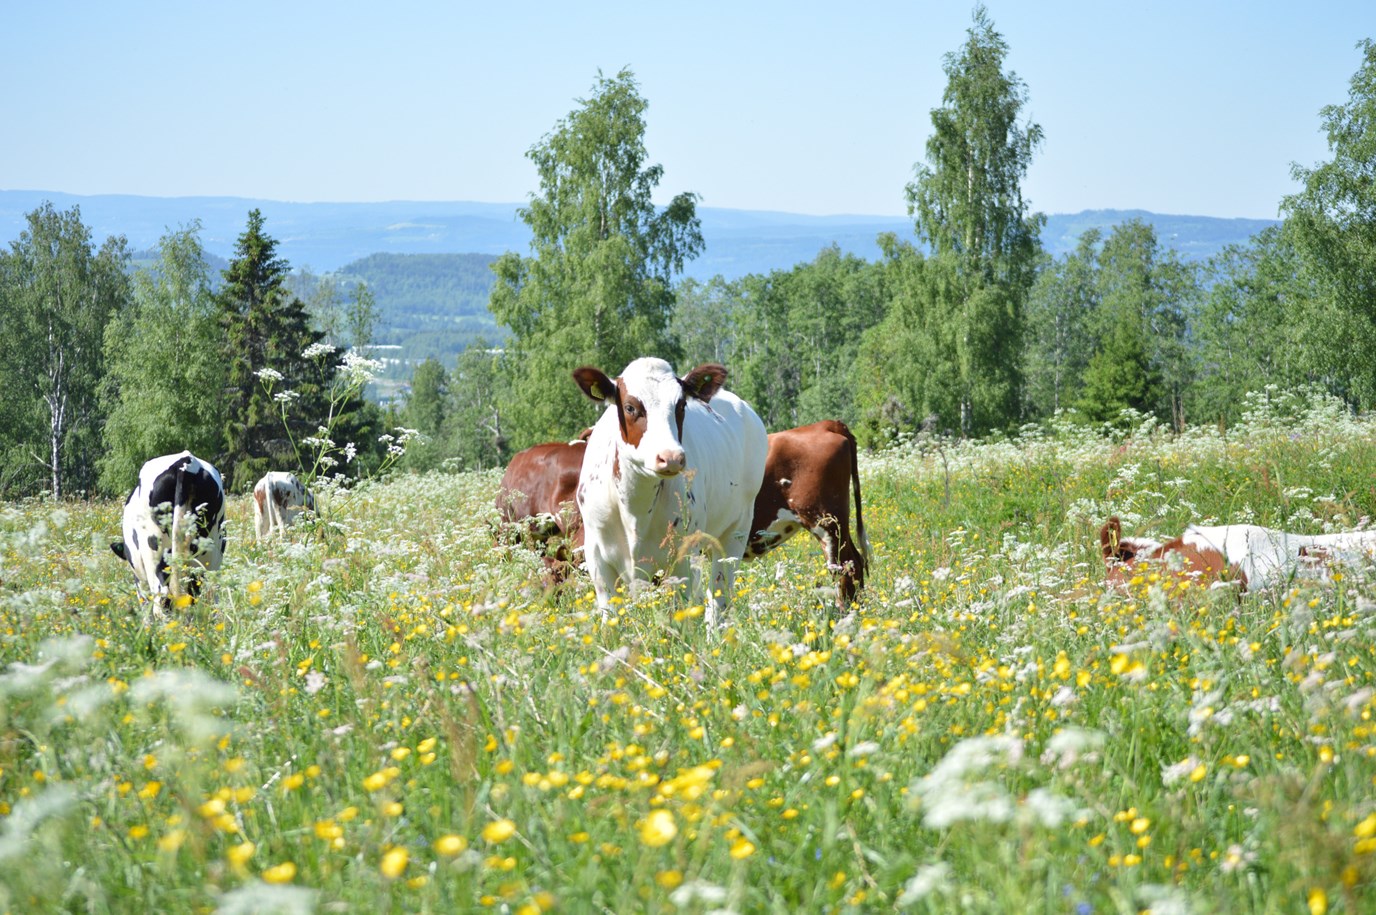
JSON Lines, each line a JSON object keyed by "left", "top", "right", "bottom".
{"left": 147, "top": 533, "right": 159, "bottom": 550}
{"left": 111, "top": 541, "right": 127, "bottom": 561}
{"left": 145, "top": 456, "right": 225, "bottom": 545}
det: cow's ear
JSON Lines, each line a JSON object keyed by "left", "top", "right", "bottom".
{"left": 682, "top": 363, "right": 728, "bottom": 402}
{"left": 573, "top": 367, "right": 617, "bottom": 404}
{"left": 111, "top": 540, "right": 127, "bottom": 561}
{"left": 1100, "top": 517, "right": 1123, "bottom": 559}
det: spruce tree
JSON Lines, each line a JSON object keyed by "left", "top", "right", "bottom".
{"left": 218, "top": 209, "right": 327, "bottom": 490}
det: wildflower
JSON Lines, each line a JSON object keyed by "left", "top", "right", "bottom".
{"left": 263, "top": 862, "right": 297, "bottom": 884}
{"left": 729, "top": 837, "right": 756, "bottom": 859}
{"left": 302, "top": 342, "right": 337, "bottom": 359}
{"left": 1308, "top": 887, "right": 1327, "bottom": 915}
{"left": 434, "top": 834, "right": 468, "bottom": 856}
{"left": 227, "top": 841, "right": 256, "bottom": 868}
{"left": 897, "top": 862, "right": 952, "bottom": 906}
{"left": 255, "top": 368, "right": 284, "bottom": 383}
{"left": 380, "top": 846, "right": 409, "bottom": 879}
{"left": 482, "top": 818, "right": 517, "bottom": 844}
{"left": 638, "top": 809, "right": 677, "bottom": 848}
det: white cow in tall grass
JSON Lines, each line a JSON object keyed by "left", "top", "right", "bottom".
{"left": 573, "top": 358, "right": 768, "bottom": 626}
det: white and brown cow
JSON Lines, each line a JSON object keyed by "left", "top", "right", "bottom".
{"left": 1101, "top": 516, "right": 1376, "bottom": 592}
{"left": 111, "top": 451, "right": 226, "bottom": 611}
{"left": 253, "top": 471, "right": 316, "bottom": 540}
{"left": 745, "top": 420, "right": 871, "bottom": 607}
{"left": 495, "top": 435, "right": 589, "bottom": 582}
{"left": 573, "top": 358, "right": 768, "bottom": 626}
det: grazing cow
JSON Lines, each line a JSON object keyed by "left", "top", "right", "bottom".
{"left": 574, "top": 358, "right": 768, "bottom": 625}
{"left": 1100, "top": 516, "right": 1376, "bottom": 592}
{"left": 745, "top": 420, "right": 871, "bottom": 607}
{"left": 111, "top": 451, "right": 226, "bottom": 611}
{"left": 495, "top": 435, "right": 588, "bottom": 582}
{"left": 253, "top": 471, "right": 316, "bottom": 540}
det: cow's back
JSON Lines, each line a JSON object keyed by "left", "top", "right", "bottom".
{"left": 497, "top": 441, "right": 586, "bottom": 533}
{"left": 682, "top": 390, "right": 768, "bottom": 539}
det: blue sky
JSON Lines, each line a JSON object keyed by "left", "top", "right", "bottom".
{"left": 4, "top": 1, "right": 1370, "bottom": 219}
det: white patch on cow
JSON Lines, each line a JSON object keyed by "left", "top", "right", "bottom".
{"left": 1181, "top": 523, "right": 1376, "bottom": 590}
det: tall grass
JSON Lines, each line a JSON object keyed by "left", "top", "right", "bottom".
{"left": 3, "top": 386, "right": 1376, "bottom": 913}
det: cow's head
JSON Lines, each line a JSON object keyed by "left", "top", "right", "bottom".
{"left": 573, "top": 358, "right": 727, "bottom": 478}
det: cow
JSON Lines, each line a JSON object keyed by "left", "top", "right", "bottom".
{"left": 573, "top": 358, "right": 768, "bottom": 626}
{"left": 253, "top": 471, "right": 316, "bottom": 540}
{"left": 1100, "top": 516, "right": 1376, "bottom": 592}
{"left": 745, "top": 420, "right": 871, "bottom": 607}
{"left": 111, "top": 451, "right": 226, "bottom": 612}
{"left": 495, "top": 435, "right": 588, "bottom": 582}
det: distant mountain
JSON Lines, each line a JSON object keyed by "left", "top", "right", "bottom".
{"left": 0, "top": 190, "right": 1276, "bottom": 279}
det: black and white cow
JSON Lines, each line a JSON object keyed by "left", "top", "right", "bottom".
{"left": 111, "top": 451, "right": 226, "bottom": 610}
{"left": 253, "top": 471, "right": 316, "bottom": 539}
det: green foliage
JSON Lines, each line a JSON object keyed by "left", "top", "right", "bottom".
{"left": 489, "top": 69, "right": 703, "bottom": 447}
{"left": 448, "top": 342, "right": 508, "bottom": 471}
{"left": 399, "top": 357, "right": 451, "bottom": 472}
{"left": 0, "top": 202, "right": 129, "bottom": 497}
{"left": 100, "top": 222, "right": 228, "bottom": 495}
{"left": 1280, "top": 39, "right": 1376, "bottom": 407}
{"left": 853, "top": 236, "right": 963, "bottom": 442}
{"left": 1024, "top": 230, "right": 1099, "bottom": 417}
{"left": 1189, "top": 228, "right": 1323, "bottom": 426}
{"left": 899, "top": 5, "right": 1044, "bottom": 435}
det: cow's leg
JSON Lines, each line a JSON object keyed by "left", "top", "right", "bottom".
{"left": 812, "top": 516, "right": 847, "bottom": 607}
{"left": 831, "top": 516, "right": 863, "bottom": 608}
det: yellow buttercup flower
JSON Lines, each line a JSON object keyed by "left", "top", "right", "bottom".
{"left": 380, "top": 846, "right": 409, "bottom": 879}
{"left": 482, "top": 818, "right": 517, "bottom": 844}
{"left": 638, "top": 809, "right": 677, "bottom": 848}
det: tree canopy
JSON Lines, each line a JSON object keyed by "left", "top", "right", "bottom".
{"left": 489, "top": 68, "right": 703, "bottom": 447}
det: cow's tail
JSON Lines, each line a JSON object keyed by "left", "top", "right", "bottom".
{"left": 844, "top": 424, "right": 871, "bottom": 576}
{"left": 168, "top": 462, "right": 189, "bottom": 603}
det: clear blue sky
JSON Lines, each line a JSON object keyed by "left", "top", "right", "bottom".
{"left": 4, "top": 1, "right": 1370, "bottom": 220}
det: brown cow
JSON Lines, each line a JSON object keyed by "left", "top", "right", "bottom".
{"left": 495, "top": 435, "right": 589, "bottom": 582}
{"left": 744, "top": 420, "right": 870, "bottom": 607}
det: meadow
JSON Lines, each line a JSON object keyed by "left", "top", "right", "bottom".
{"left": 3, "top": 386, "right": 1376, "bottom": 914}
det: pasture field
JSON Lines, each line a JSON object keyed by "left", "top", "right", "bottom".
{"left": 5, "top": 388, "right": 1376, "bottom": 914}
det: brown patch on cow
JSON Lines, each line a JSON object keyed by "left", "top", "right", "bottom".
{"left": 747, "top": 420, "right": 868, "bottom": 607}
{"left": 1100, "top": 516, "right": 1244, "bottom": 592}
{"left": 253, "top": 486, "right": 267, "bottom": 515}
{"left": 614, "top": 378, "right": 649, "bottom": 447}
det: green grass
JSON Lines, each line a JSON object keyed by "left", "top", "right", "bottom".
{"left": 4, "top": 387, "right": 1376, "bottom": 913}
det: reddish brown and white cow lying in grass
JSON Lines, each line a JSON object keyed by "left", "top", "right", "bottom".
{"left": 744, "top": 420, "right": 870, "bottom": 607}
{"left": 1100, "top": 516, "right": 1376, "bottom": 592}
{"left": 494, "top": 434, "right": 589, "bottom": 582}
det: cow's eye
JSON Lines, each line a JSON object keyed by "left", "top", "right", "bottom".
{"left": 625, "top": 403, "right": 638, "bottom": 418}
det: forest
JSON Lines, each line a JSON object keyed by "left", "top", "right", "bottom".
{"left": 1, "top": 13, "right": 1373, "bottom": 497}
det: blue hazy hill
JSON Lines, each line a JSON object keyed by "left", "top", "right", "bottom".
{"left": 0, "top": 190, "right": 1276, "bottom": 279}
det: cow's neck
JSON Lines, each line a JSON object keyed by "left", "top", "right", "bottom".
{"left": 614, "top": 454, "right": 686, "bottom": 551}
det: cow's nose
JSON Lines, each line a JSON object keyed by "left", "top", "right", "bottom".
{"left": 655, "top": 449, "right": 685, "bottom": 475}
